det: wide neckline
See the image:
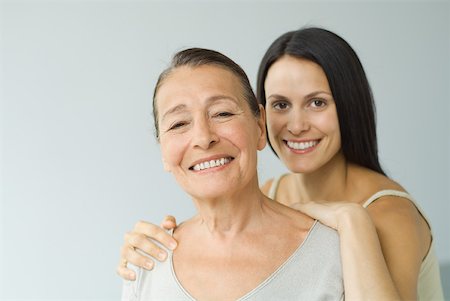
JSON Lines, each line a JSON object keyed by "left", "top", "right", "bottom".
{"left": 169, "top": 220, "right": 319, "bottom": 301}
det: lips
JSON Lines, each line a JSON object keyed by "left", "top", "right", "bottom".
{"left": 189, "top": 156, "right": 234, "bottom": 171}
{"left": 284, "top": 139, "right": 320, "bottom": 152}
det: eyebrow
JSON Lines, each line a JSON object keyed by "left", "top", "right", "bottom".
{"left": 161, "top": 95, "right": 239, "bottom": 122}
{"left": 305, "top": 91, "right": 332, "bottom": 98}
{"left": 161, "top": 104, "right": 187, "bottom": 122}
{"left": 267, "top": 90, "right": 332, "bottom": 101}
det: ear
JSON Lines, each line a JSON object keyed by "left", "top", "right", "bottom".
{"left": 256, "top": 105, "right": 267, "bottom": 151}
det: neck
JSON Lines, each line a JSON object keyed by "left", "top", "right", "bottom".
{"left": 294, "top": 151, "right": 350, "bottom": 203}
{"left": 191, "top": 177, "right": 266, "bottom": 237}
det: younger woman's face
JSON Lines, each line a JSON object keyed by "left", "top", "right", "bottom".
{"left": 264, "top": 55, "right": 342, "bottom": 174}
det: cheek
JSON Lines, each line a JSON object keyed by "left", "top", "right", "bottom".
{"left": 315, "top": 106, "right": 338, "bottom": 129}
{"left": 265, "top": 113, "right": 285, "bottom": 149}
{"left": 220, "top": 120, "right": 258, "bottom": 150}
{"left": 330, "top": 112, "right": 341, "bottom": 137}
{"left": 315, "top": 109, "right": 341, "bottom": 145}
{"left": 225, "top": 127, "right": 248, "bottom": 148}
{"left": 265, "top": 112, "right": 280, "bottom": 136}
{"left": 160, "top": 137, "right": 185, "bottom": 169}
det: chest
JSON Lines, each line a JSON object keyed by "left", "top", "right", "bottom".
{"left": 136, "top": 227, "right": 344, "bottom": 301}
{"left": 172, "top": 243, "right": 297, "bottom": 301}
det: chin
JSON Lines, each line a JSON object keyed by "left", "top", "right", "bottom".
{"left": 285, "top": 162, "right": 318, "bottom": 174}
{"left": 188, "top": 187, "right": 229, "bottom": 200}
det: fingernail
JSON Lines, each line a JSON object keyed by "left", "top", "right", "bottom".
{"left": 169, "top": 241, "right": 177, "bottom": 250}
{"left": 158, "top": 252, "right": 167, "bottom": 261}
{"left": 145, "top": 261, "right": 153, "bottom": 270}
{"left": 128, "top": 272, "right": 135, "bottom": 280}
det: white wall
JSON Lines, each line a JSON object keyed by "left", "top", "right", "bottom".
{"left": 1, "top": 1, "right": 449, "bottom": 299}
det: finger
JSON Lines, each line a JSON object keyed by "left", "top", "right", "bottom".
{"left": 125, "top": 232, "right": 168, "bottom": 261}
{"left": 133, "top": 221, "right": 177, "bottom": 250}
{"left": 160, "top": 215, "right": 177, "bottom": 230}
{"left": 121, "top": 244, "right": 155, "bottom": 270}
{"left": 293, "top": 202, "right": 329, "bottom": 221}
{"left": 116, "top": 263, "right": 136, "bottom": 281}
{"left": 295, "top": 202, "right": 339, "bottom": 229}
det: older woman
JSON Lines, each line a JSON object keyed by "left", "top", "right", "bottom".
{"left": 122, "top": 48, "right": 345, "bottom": 300}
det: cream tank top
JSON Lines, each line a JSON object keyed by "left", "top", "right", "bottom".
{"left": 268, "top": 175, "right": 445, "bottom": 301}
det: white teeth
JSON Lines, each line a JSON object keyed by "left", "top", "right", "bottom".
{"left": 192, "top": 157, "right": 231, "bottom": 171}
{"left": 287, "top": 140, "right": 318, "bottom": 150}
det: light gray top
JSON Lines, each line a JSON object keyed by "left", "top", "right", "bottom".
{"left": 122, "top": 221, "right": 344, "bottom": 301}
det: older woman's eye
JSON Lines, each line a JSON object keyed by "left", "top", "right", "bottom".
{"left": 169, "top": 121, "right": 188, "bottom": 130}
{"left": 214, "top": 112, "right": 234, "bottom": 118}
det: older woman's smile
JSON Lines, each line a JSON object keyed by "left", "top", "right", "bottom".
{"left": 190, "top": 156, "right": 234, "bottom": 171}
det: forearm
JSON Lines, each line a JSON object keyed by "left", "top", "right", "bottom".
{"left": 338, "top": 209, "right": 400, "bottom": 301}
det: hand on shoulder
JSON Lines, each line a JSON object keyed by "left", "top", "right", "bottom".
{"left": 292, "top": 201, "right": 371, "bottom": 231}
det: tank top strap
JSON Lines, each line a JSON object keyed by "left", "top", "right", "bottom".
{"left": 267, "top": 174, "right": 288, "bottom": 200}
{"left": 362, "top": 190, "right": 413, "bottom": 207}
{"left": 362, "top": 189, "right": 432, "bottom": 231}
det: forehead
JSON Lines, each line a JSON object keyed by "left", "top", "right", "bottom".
{"left": 156, "top": 65, "right": 243, "bottom": 109}
{"left": 265, "top": 55, "right": 330, "bottom": 92}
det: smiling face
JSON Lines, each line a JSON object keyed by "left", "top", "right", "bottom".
{"left": 264, "top": 55, "right": 342, "bottom": 174}
{"left": 156, "top": 65, "right": 266, "bottom": 200}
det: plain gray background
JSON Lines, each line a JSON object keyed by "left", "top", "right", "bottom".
{"left": 1, "top": 0, "right": 449, "bottom": 300}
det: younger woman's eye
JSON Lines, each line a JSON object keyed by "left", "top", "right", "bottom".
{"left": 311, "top": 99, "right": 326, "bottom": 108}
{"left": 272, "top": 102, "right": 289, "bottom": 110}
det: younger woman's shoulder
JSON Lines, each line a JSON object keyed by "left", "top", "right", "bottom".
{"left": 260, "top": 173, "right": 291, "bottom": 198}
{"left": 353, "top": 166, "right": 429, "bottom": 242}
{"left": 349, "top": 164, "right": 420, "bottom": 214}
{"left": 261, "top": 178, "right": 275, "bottom": 196}
{"left": 350, "top": 163, "right": 406, "bottom": 193}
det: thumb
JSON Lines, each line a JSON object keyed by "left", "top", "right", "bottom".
{"left": 161, "top": 215, "right": 177, "bottom": 230}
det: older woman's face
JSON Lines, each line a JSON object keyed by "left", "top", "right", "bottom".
{"left": 156, "top": 65, "right": 266, "bottom": 200}
{"left": 264, "top": 55, "right": 341, "bottom": 174}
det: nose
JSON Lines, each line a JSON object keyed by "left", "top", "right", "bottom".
{"left": 192, "top": 117, "right": 219, "bottom": 149}
{"left": 287, "top": 108, "right": 310, "bottom": 135}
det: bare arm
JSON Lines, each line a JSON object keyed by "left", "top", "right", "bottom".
{"left": 116, "top": 216, "right": 178, "bottom": 280}
{"left": 294, "top": 202, "right": 400, "bottom": 301}
{"left": 366, "top": 197, "right": 430, "bottom": 300}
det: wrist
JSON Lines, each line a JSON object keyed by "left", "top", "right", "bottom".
{"left": 336, "top": 205, "right": 373, "bottom": 232}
